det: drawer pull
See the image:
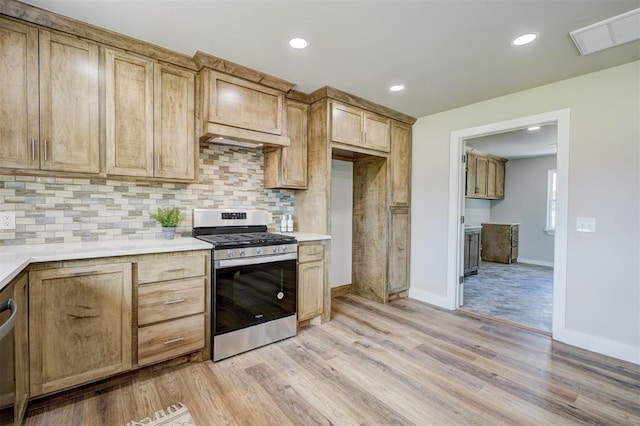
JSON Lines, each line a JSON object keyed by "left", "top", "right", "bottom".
{"left": 69, "top": 270, "right": 98, "bottom": 276}
{"left": 167, "top": 268, "right": 185, "bottom": 273}
{"left": 164, "top": 337, "right": 184, "bottom": 345}
{"left": 164, "top": 298, "right": 185, "bottom": 305}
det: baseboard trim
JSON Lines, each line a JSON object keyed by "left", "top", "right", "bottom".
{"left": 553, "top": 327, "right": 640, "bottom": 365}
{"left": 517, "top": 258, "right": 554, "bottom": 267}
{"left": 331, "top": 284, "right": 353, "bottom": 298}
{"left": 408, "top": 288, "right": 455, "bottom": 310}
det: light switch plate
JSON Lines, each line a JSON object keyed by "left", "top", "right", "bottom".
{"left": 576, "top": 217, "right": 596, "bottom": 233}
{"left": 0, "top": 212, "right": 16, "bottom": 230}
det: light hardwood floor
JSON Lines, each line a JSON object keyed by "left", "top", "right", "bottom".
{"left": 16, "top": 294, "right": 640, "bottom": 425}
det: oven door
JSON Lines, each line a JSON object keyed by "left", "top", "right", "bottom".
{"left": 214, "top": 252, "right": 297, "bottom": 336}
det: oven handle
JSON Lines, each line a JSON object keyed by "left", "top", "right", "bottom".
{"left": 215, "top": 252, "right": 297, "bottom": 269}
{"left": 0, "top": 299, "right": 17, "bottom": 341}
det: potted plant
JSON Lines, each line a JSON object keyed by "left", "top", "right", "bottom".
{"left": 149, "top": 207, "right": 184, "bottom": 240}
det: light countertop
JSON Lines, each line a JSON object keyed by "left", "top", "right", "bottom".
{"left": 273, "top": 232, "right": 332, "bottom": 242}
{"left": 0, "top": 237, "right": 212, "bottom": 293}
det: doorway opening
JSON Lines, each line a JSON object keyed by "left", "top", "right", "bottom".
{"left": 460, "top": 125, "right": 557, "bottom": 334}
{"left": 447, "top": 109, "right": 570, "bottom": 338}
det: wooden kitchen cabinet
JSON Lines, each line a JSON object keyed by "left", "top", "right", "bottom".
{"left": 331, "top": 101, "right": 390, "bottom": 153}
{"left": 297, "top": 241, "right": 328, "bottom": 322}
{"left": 388, "top": 208, "right": 410, "bottom": 295}
{"left": 264, "top": 99, "right": 309, "bottom": 189}
{"left": 106, "top": 50, "right": 197, "bottom": 181}
{"left": 464, "top": 227, "right": 481, "bottom": 276}
{"left": 0, "top": 21, "right": 99, "bottom": 174}
{"left": 481, "top": 223, "right": 519, "bottom": 264}
{"left": 0, "top": 273, "right": 29, "bottom": 425}
{"left": 389, "top": 121, "right": 412, "bottom": 206}
{"left": 29, "top": 263, "right": 132, "bottom": 397}
{"left": 136, "top": 252, "right": 207, "bottom": 366}
{"left": 466, "top": 150, "right": 507, "bottom": 200}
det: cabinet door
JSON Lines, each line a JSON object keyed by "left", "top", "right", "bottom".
{"left": 486, "top": 159, "right": 497, "bottom": 198}
{"left": 29, "top": 263, "right": 132, "bottom": 396}
{"left": 390, "top": 121, "right": 412, "bottom": 206}
{"left": 298, "top": 260, "right": 324, "bottom": 321}
{"left": 363, "top": 111, "right": 390, "bottom": 152}
{"left": 207, "top": 71, "right": 283, "bottom": 135}
{"left": 39, "top": 30, "right": 99, "bottom": 173}
{"left": 0, "top": 18, "right": 39, "bottom": 170}
{"left": 388, "top": 208, "right": 410, "bottom": 294}
{"left": 466, "top": 154, "right": 488, "bottom": 198}
{"left": 105, "top": 49, "right": 154, "bottom": 177}
{"left": 153, "top": 63, "right": 195, "bottom": 180}
{"left": 12, "top": 273, "right": 28, "bottom": 425}
{"left": 331, "top": 102, "right": 363, "bottom": 146}
{"left": 495, "top": 160, "right": 505, "bottom": 199}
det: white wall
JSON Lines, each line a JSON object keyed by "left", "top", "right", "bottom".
{"left": 464, "top": 198, "right": 491, "bottom": 226}
{"left": 490, "top": 155, "right": 556, "bottom": 265}
{"left": 330, "top": 160, "right": 353, "bottom": 287}
{"left": 411, "top": 61, "right": 640, "bottom": 363}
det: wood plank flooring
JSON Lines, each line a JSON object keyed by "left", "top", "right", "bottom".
{"left": 18, "top": 294, "right": 640, "bottom": 425}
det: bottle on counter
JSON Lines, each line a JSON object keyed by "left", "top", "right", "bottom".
{"left": 286, "top": 214, "right": 294, "bottom": 233}
{"left": 280, "top": 215, "right": 287, "bottom": 232}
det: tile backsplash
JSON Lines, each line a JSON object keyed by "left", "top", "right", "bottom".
{"left": 0, "top": 143, "right": 294, "bottom": 246}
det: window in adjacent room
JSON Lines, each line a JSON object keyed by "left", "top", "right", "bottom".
{"left": 546, "top": 169, "right": 557, "bottom": 235}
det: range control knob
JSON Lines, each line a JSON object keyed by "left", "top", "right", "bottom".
{"left": 272, "top": 246, "right": 279, "bottom": 253}
{"left": 226, "top": 249, "right": 235, "bottom": 258}
{"left": 282, "top": 246, "right": 288, "bottom": 252}
{"left": 256, "top": 247, "right": 263, "bottom": 255}
{"left": 239, "top": 249, "right": 246, "bottom": 257}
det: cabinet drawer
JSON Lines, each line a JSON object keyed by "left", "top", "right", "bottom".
{"left": 138, "top": 277, "right": 205, "bottom": 326}
{"left": 138, "top": 314, "right": 205, "bottom": 366}
{"left": 299, "top": 243, "right": 324, "bottom": 263}
{"left": 137, "top": 254, "right": 205, "bottom": 284}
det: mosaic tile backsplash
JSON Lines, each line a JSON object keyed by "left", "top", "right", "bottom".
{"left": 0, "top": 143, "right": 294, "bottom": 246}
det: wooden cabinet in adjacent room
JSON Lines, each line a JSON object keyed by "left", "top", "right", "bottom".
{"left": 481, "top": 223, "right": 519, "bottom": 264}
{"left": 264, "top": 99, "right": 309, "bottom": 189}
{"left": 297, "top": 241, "right": 328, "bottom": 323}
{"left": 464, "top": 226, "right": 481, "bottom": 276}
{"left": 105, "top": 48, "right": 196, "bottom": 181}
{"left": 389, "top": 121, "right": 412, "bottom": 206}
{"left": 0, "top": 19, "right": 99, "bottom": 174}
{"left": 466, "top": 150, "right": 507, "bottom": 200}
{"left": 29, "top": 263, "right": 132, "bottom": 397}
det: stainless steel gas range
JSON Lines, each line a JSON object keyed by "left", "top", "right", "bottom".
{"left": 192, "top": 209, "right": 297, "bottom": 361}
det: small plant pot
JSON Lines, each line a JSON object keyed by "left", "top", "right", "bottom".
{"left": 162, "top": 227, "right": 176, "bottom": 240}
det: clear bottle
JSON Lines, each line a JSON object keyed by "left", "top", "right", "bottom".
{"left": 286, "top": 214, "right": 294, "bottom": 233}
{"left": 280, "top": 215, "right": 287, "bottom": 232}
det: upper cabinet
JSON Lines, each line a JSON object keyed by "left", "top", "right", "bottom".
{"left": 389, "top": 121, "right": 412, "bottom": 206}
{"left": 199, "top": 69, "right": 290, "bottom": 147}
{"left": 466, "top": 150, "right": 507, "bottom": 200}
{"left": 331, "top": 101, "right": 390, "bottom": 153}
{"left": 264, "top": 99, "right": 309, "bottom": 189}
{"left": 105, "top": 49, "right": 196, "bottom": 181}
{"left": 0, "top": 19, "right": 99, "bottom": 173}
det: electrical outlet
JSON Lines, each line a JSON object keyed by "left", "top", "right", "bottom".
{"left": 0, "top": 212, "right": 15, "bottom": 230}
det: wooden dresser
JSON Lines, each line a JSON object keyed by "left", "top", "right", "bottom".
{"left": 480, "top": 223, "right": 519, "bottom": 264}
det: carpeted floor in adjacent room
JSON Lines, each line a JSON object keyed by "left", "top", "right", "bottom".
{"left": 462, "top": 261, "right": 553, "bottom": 333}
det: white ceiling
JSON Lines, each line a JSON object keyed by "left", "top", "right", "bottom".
{"left": 20, "top": 0, "right": 640, "bottom": 118}
{"left": 466, "top": 124, "right": 557, "bottom": 159}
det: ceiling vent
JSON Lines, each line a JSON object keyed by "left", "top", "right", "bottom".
{"left": 570, "top": 8, "right": 640, "bottom": 55}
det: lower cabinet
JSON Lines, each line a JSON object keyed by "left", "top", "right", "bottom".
{"left": 481, "top": 223, "right": 519, "bottom": 264}
{"left": 388, "top": 208, "right": 411, "bottom": 295}
{"left": 297, "top": 241, "right": 328, "bottom": 323}
{"left": 135, "top": 253, "right": 207, "bottom": 366}
{"left": 464, "top": 227, "right": 481, "bottom": 276}
{"left": 29, "top": 264, "right": 132, "bottom": 397}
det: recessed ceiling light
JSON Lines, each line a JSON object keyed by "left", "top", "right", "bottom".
{"left": 527, "top": 126, "right": 541, "bottom": 131}
{"left": 389, "top": 84, "right": 405, "bottom": 92}
{"left": 512, "top": 33, "right": 537, "bottom": 46}
{"left": 288, "top": 37, "right": 308, "bottom": 49}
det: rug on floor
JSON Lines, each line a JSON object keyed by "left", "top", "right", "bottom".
{"left": 463, "top": 261, "right": 553, "bottom": 332}
{"left": 121, "top": 402, "right": 195, "bottom": 426}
